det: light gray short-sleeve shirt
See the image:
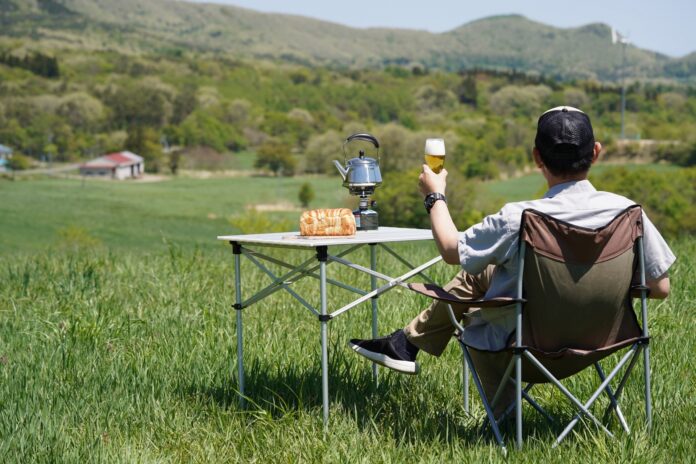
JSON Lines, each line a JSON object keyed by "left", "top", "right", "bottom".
{"left": 456, "top": 179, "right": 676, "bottom": 350}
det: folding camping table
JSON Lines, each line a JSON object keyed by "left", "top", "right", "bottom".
{"left": 217, "top": 227, "right": 443, "bottom": 426}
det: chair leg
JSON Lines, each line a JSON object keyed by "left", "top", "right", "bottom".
{"left": 507, "top": 379, "right": 553, "bottom": 426}
{"left": 549, "top": 348, "right": 638, "bottom": 446}
{"left": 493, "top": 384, "right": 535, "bottom": 429}
{"left": 461, "top": 345, "right": 507, "bottom": 452}
{"left": 462, "top": 350, "right": 470, "bottom": 413}
{"left": 515, "top": 353, "right": 523, "bottom": 450}
{"left": 490, "top": 357, "right": 516, "bottom": 412}
{"left": 595, "top": 362, "right": 630, "bottom": 434}
{"left": 521, "top": 352, "right": 616, "bottom": 447}
{"left": 602, "top": 344, "right": 642, "bottom": 422}
{"left": 644, "top": 344, "right": 652, "bottom": 429}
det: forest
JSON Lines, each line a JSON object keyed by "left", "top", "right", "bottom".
{"left": 1, "top": 46, "right": 695, "bottom": 234}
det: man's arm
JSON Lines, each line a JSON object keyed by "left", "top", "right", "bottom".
{"left": 429, "top": 199, "right": 460, "bottom": 264}
{"left": 419, "top": 165, "right": 460, "bottom": 264}
{"left": 647, "top": 272, "right": 670, "bottom": 299}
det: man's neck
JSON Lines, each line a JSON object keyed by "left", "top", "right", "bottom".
{"left": 546, "top": 173, "right": 588, "bottom": 189}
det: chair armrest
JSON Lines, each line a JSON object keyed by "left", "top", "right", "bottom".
{"left": 408, "top": 283, "right": 525, "bottom": 307}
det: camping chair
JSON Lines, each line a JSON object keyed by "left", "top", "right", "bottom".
{"left": 409, "top": 205, "right": 651, "bottom": 452}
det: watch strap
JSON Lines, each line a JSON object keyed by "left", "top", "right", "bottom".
{"left": 424, "top": 192, "right": 447, "bottom": 214}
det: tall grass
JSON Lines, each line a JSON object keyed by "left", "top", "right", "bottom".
{"left": 1, "top": 237, "right": 694, "bottom": 462}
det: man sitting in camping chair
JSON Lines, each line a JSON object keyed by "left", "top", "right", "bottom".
{"left": 348, "top": 106, "right": 675, "bottom": 440}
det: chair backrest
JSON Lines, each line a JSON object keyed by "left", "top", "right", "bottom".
{"left": 518, "top": 206, "right": 644, "bottom": 354}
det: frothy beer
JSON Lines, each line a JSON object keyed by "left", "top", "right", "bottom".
{"left": 424, "top": 138, "right": 446, "bottom": 173}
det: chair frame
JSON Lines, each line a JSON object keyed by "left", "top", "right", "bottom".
{"left": 417, "top": 207, "right": 653, "bottom": 452}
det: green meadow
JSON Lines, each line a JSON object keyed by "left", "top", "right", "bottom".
{"left": 1, "top": 174, "right": 694, "bottom": 463}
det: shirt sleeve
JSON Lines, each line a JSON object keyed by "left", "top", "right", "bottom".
{"left": 641, "top": 211, "right": 676, "bottom": 279}
{"left": 457, "top": 209, "right": 519, "bottom": 275}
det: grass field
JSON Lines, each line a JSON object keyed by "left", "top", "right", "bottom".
{"left": 1, "top": 174, "right": 694, "bottom": 462}
{"left": 0, "top": 175, "right": 343, "bottom": 254}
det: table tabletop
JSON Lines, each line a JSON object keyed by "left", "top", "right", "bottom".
{"left": 217, "top": 226, "right": 434, "bottom": 248}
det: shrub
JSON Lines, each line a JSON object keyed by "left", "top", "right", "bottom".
{"left": 376, "top": 168, "right": 485, "bottom": 230}
{"left": 591, "top": 167, "right": 696, "bottom": 237}
{"left": 7, "top": 153, "right": 33, "bottom": 170}
{"left": 254, "top": 139, "right": 296, "bottom": 176}
{"left": 229, "top": 208, "right": 294, "bottom": 234}
{"left": 298, "top": 182, "right": 315, "bottom": 208}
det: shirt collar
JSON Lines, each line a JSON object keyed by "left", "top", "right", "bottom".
{"left": 543, "top": 179, "right": 596, "bottom": 198}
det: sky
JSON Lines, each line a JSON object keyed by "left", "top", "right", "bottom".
{"left": 188, "top": 0, "right": 695, "bottom": 58}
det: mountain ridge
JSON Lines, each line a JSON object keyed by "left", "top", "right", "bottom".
{"left": 0, "top": 0, "right": 690, "bottom": 81}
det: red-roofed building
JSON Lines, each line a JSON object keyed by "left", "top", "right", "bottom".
{"left": 79, "top": 151, "right": 145, "bottom": 179}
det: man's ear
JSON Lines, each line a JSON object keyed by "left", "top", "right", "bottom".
{"left": 532, "top": 147, "right": 544, "bottom": 168}
{"left": 591, "top": 142, "right": 602, "bottom": 164}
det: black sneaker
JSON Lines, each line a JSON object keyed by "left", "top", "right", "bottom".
{"left": 348, "top": 329, "right": 420, "bottom": 374}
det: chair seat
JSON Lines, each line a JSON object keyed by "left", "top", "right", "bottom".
{"left": 521, "top": 337, "right": 646, "bottom": 382}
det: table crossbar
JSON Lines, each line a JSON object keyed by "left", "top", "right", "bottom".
{"left": 244, "top": 248, "right": 367, "bottom": 296}
{"left": 328, "top": 255, "right": 407, "bottom": 287}
{"left": 243, "top": 251, "right": 320, "bottom": 317}
{"left": 240, "top": 252, "right": 317, "bottom": 308}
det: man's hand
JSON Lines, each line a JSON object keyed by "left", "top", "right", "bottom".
{"left": 419, "top": 165, "right": 447, "bottom": 197}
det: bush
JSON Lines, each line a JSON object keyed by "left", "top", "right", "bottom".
{"left": 298, "top": 182, "right": 315, "bottom": 208}
{"left": 376, "top": 168, "right": 485, "bottom": 230}
{"left": 592, "top": 167, "right": 696, "bottom": 237}
{"left": 254, "top": 139, "right": 296, "bottom": 176}
{"left": 229, "top": 208, "right": 294, "bottom": 234}
{"left": 7, "top": 153, "right": 33, "bottom": 170}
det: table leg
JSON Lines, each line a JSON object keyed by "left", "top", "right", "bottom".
{"left": 370, "top": 244, "right": 378, "bottom": 386}
{"left": 317, "top": 246, "right": 329, "bottom": 428}
{"left": 232, "top": 242, "right": 245, "bottom": 408}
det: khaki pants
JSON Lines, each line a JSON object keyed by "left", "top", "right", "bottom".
{"left": 403, "top": 266, "right": 514, "bottom": 415}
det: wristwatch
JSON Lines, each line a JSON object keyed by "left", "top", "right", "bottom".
{"left": 424, "top": 192, "right": 447, "bottom": 214}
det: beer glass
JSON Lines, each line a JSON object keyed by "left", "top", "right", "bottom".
{"left": 424, "top": 138, "right": 446, "bottom": 174}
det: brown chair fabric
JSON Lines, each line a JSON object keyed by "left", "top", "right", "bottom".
{"left": 519, "top": 206, "right": 643, "bottom": 265}
{"left": 510, "top": 206, "right": 646, "bottom": 381}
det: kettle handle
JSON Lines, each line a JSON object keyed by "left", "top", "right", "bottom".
{"left": 345, "top": 133, "right": 380, "bottom": 148}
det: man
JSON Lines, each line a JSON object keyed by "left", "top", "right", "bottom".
{"left": 348, "top": 106, "right": 675, "bottom": 412}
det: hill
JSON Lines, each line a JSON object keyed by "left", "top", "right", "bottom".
{"left": 0, "top": 0, "right": 687, "bottom": 81}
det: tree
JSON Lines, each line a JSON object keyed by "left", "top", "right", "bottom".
{"left": 171, "top": 84, "right": 198, "bottom": 125}
{"left": 303, "top": 129, "right": 340, "bottom": 174}
{"left": 178, "top": 111, "right": 245, "bottom": 152}
{"left": 57, "top": 92, "right": 105, "bottom": 130}
{"left": 254, "top": 139, "right": 296, "bottom": 176}
{"left": 456, "top": 74, "right": 478, "bottom": 107}
{"left": 126, "top": 126, "right": 163, "bottom": 173}
{"left": 104, "top": 78, "right": 175, "bottom": 128}
{"left": 169, "top": 149, "right": 182, "bottom": 175}
{"left": 298, "top": 182, "right": 315, "bottom": 208}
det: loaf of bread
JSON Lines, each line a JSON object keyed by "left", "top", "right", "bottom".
{"left": 300, "top": 208, "right": 356, "bottom": 236}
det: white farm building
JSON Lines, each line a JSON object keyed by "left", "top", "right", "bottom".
{"left": 80, "top": 151, "right": 144, "bottom": 179}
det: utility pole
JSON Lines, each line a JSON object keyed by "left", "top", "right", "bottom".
{"left": 620, "top": 39, "right": 627, "bottom": 140}
{"left": 612, "top": 28, "right": 629, "bottom": 140}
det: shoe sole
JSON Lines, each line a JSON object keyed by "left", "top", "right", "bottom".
{"left": 348, "top": 341, "right": 420, "bottom": 375}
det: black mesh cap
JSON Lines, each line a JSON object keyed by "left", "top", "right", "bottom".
{"left": 535, "top": 106, "right": 595, "bottom": 161}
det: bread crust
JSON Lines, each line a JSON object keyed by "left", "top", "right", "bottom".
{"left": 300, "top": 208, "right": 356, "bottom": 236}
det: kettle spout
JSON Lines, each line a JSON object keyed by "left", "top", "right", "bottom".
{"left": 333, "top": 160, "right": 347, "bottom": 180}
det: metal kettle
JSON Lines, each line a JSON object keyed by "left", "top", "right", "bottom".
{"left": 333, "top": 133, "right": 382, "bottom": 196}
